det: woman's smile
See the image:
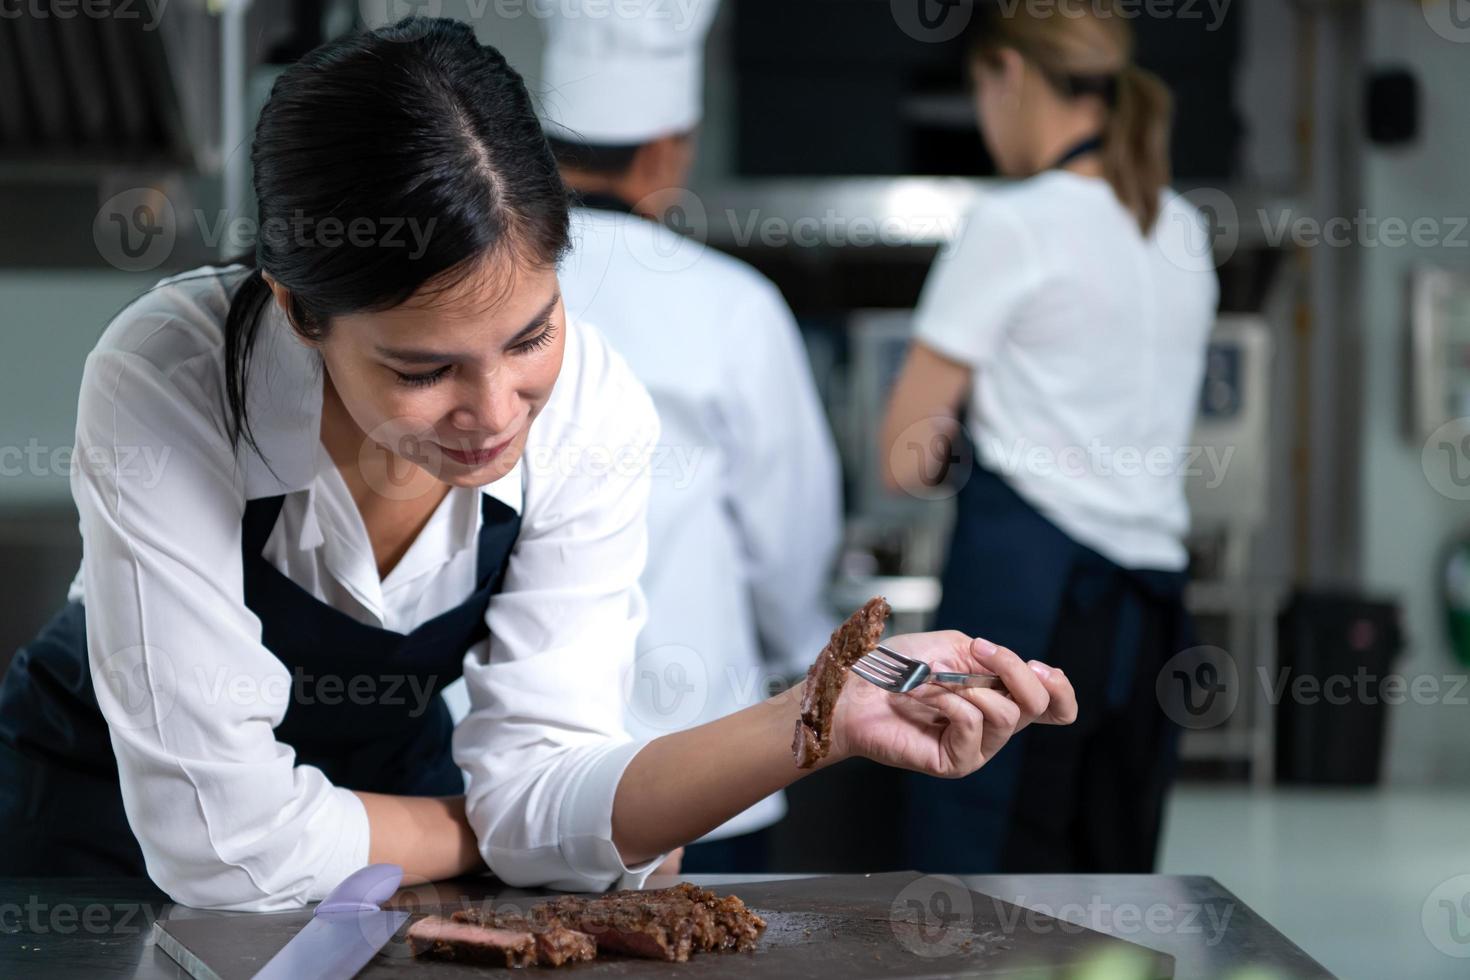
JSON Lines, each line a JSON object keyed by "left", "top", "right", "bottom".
{"left": 436, "top": 432, "right": 517, "bottom": 468}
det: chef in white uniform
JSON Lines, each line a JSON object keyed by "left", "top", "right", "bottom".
{"left": 535, "top": 0, "right": 844, "bottom": 871}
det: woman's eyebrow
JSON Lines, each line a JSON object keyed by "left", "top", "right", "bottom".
{"left": 503, "top": 292, "right": 560, "bottom": 348}
{"left": 374, "top": 292, "right": 561, "bottom": 363}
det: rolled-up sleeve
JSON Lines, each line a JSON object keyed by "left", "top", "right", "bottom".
{"left": 452, "top": 324, "right": 665, "bottom": 892}
{"left": 73, "top": 349, "right": 370, "bottom": 912}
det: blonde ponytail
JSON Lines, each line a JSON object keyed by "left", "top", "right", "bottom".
{"left": 967, "top": 1, "right": 1175, "bottom": 234}
{"left": 1103, "top": 64, "right": 1173, "bottom": 234}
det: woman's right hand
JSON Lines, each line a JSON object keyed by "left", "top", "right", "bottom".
{"left": 611, "top": 632, "right": 1075, "bottom": 868}
{"left": 827, "top": 630, "right": 1077, "bottom": 778}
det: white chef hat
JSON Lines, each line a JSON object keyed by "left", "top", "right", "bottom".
{"left": 536, "top": 0, "right": 720, "bottom": 145}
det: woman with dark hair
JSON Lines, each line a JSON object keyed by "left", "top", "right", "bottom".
{"left": 0, "top": 18, "right": 1075, "bottom": 911}
{"left": 882, "top": 1, "right": 1219, "bottom": 874}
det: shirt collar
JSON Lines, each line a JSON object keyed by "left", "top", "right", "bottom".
{"left": 238, "top": 293, "right": 525, "bottom": 516}
{"left": 572, "top": 191, "right": 636, "bottom": 215}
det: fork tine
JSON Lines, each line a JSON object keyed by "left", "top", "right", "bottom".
{"left": 854, "top": 653, "right": 904, "bottom": 680}
{"left": 875, "top": 643, "right": 922, "bottom": 668}
{"left": 869, "top": 645, "right": 916, "bottom": 671}
{"left": 857, "top": 651, "right": 931, "bottom": 695}
{"left": 851, "top": 663, "right": 901, "bottom": 691}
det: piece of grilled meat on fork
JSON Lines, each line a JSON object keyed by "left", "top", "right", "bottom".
{"left": 793, "top": 596, "right": 891, "bottom": 769}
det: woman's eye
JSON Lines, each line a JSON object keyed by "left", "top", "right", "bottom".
{"left": 394, "top": 365, "right": 452, "bottom": 388}
{"left": 513, "top": 324, "right": 556, "bottom": 355}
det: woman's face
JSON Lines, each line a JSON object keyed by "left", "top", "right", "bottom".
{"left": 312, "top": 257, "right": 566, "bottom": 491}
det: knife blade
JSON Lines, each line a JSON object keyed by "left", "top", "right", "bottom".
{"left": 251, "top": 863, "right": 409, "bottom": 980}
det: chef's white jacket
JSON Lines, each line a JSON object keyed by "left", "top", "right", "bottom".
{"left": 542, "top": 206, "right": 843, "bottom": 840}
{"left": 65, "top": 266, "right": 664, "bottom": 911}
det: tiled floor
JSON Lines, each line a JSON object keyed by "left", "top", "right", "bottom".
{"left": 1159, "top": 786, "right": 1470, "bottom": 979}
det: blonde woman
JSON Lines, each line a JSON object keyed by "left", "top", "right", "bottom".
{"left": 882, "top": 2, "right": 1219, "bottom": 873}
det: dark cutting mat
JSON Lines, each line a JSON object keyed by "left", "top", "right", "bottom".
{"left": 153, "top": 872, "right": 1174, "bottom": 979}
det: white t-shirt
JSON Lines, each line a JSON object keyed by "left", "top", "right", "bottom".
{"left": 914, "top": 172, "right": 1219, "bottom": 571}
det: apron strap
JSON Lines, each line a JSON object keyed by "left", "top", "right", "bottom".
{"left": 475, "top": 493, "right": 521, "bottom": 586}
{"left": 1045, "top": 134, "right": 1105, "bottom": 172}
{"left": 241, "top": 495, "right": 287, "bottom": 558}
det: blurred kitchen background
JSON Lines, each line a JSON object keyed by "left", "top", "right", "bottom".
{"left": 2, "top": 1, "right": 1469, "bottom": 976}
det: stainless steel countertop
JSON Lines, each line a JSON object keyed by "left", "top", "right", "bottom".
{"left": 0, "top": 872, "right": 1332, "bottom": 979}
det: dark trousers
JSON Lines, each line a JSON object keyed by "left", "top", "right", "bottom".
{"left": 905, "top": 563, "right": 1184, "bottom": 874}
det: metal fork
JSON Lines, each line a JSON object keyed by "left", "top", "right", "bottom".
{"left": 851, "top": 644, "right": 1009, "bottom": 695}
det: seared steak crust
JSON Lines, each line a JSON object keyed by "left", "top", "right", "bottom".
{"left": 793, "top": 596, "right": 891, "bottom": 768}
{"left": 412, "top": 884, "right": 766, "bottom": 967}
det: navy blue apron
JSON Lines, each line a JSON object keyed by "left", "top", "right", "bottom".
{"left": 0, "top": 490, "right": 519, "bottom": 876}
{"left": 903, "top": 456, "right": 1192, "bottom": 873}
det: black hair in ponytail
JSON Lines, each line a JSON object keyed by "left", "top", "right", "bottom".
{"left": 223, "top": 16, "right": 571, "bottom": 461}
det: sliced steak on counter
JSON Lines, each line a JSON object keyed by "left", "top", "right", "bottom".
{"left": 667, "top": 882, "right": 767, "bottom": 951}
{"left": 542, "top": 883, "right": 767, "bottom": 963}
{"left": 793, "top": 596, "right": 892, "bottom": 768}
{"left": 450, "top": 908, "right": 597, "bottom": 967}
{"left": 526, "top": 921, "right": 598, "bottom": 967}
{"left": 405, "top": 914, "right": 537, "bottom": 968}
{"left": 540, "top": 891, "right": 697, "bottom": 962}
{"left": 411, "top": 884, "right": 766, "bottom": 967}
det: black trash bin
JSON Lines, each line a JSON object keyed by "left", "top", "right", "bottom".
{"left": 1275, "top": 591, "right": 1404, "bottom": 785}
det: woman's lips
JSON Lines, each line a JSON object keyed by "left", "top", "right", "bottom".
{"left": 438, "top": 436, "right": 514, "bottom": 467}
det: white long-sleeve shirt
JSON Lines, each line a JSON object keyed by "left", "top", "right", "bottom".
{"left": 542, "top": 206, "right": 843, "bottom": 840}
{"left": 66, "top": 266, "right": 664, "bottom": 911}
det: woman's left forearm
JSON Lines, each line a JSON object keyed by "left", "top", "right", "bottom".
{"left": 611, "top": 684, "right": 821, "bottom": 865}
{"left": 353, "top": 791, "right": 486, "bottom": 883}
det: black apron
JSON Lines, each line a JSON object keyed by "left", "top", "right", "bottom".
{"left": 0, "top": 490, "right": 520, "bottom": 876}
{"left": 902, "top": 459, "right": 1192, "bottom": 874}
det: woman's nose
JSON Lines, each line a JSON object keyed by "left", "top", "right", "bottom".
{"left": 450, "top": 375, "right": 518, "bottom": 435}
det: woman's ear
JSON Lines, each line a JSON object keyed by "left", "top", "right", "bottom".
{"left": 261, "top": 272, "right": 319, "bottom": 347}
{"left": 994, "top": 48, "right": 1028, "bottom": 106}
{"left": 261, "top": 271, "right": 290, "bottom": 316}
